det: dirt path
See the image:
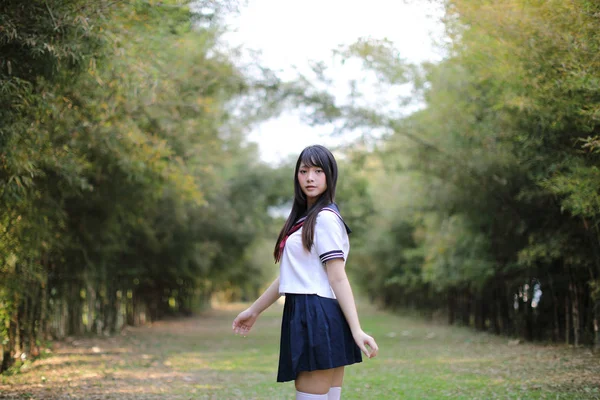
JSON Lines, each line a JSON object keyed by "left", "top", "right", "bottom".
{"left": 1, "top": 302, "right": 600, "bottom": 399}
{"left": 0, "top": 303, "right": 272, "bottom": 400}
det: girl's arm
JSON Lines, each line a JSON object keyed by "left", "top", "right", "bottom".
{"left": 326, "top": 259, "right": 379, "bottom": 358}
{"left": 232, "top": 276, "right": 281, "bottom": 335}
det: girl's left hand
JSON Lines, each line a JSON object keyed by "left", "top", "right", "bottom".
{"left": 353, "top": 330, "right": 379, "bottom": 359}
{"left": 232, "top": 308, "right": 258, "bottom": 336}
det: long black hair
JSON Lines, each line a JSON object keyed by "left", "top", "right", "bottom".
{"left": 274, "top": 145, "right": 339, "bottom": 262}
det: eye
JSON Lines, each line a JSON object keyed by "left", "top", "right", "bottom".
{"left": 316, "top": 169, "right": 323, "bottom": 173}
{"left": 299, "top": 169, "right": 306, "bottom": 174}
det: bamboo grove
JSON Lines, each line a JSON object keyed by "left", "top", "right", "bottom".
{"left": 2, "top": 0, "right": 600, "bottom": 376}
{"left": 321, "top": 0, "right": 600, "bottom": 348}
{"left": 0, "top": 0, "right": 291, "bottom": 372}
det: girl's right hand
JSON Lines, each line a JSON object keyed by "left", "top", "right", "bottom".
{"left": 353, "top": 330, "right": 379, "bottom": 359}
{"left": 232, "top": 308, "right": 258, "bottom": 336}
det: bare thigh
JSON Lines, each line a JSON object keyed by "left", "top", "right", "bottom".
{"left": 295, "top": 367, "right": 345, "bottom": 394}
{"left": 332, "top": 366, "right": 345, "bottom": 387}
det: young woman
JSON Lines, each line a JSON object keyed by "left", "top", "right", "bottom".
{"left": 232, "top": 145, "right": 378, "bottom": 400}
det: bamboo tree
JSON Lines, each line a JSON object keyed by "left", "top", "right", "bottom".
{"left": 303, "top": 0, "right": 600, "bottom": 347}
{"left": 1, "top": 0, "right": 285, "bottom": 372}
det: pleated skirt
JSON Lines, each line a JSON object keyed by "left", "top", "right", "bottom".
{"left": 276, "top": 293, "right": 362, "bottom": 382}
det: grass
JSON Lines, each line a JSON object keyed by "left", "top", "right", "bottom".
{"left": 1, "top": 300, "right": 599, "bottom": 399}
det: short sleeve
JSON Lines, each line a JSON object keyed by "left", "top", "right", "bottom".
{"left": 315, "top": 210, "right": 348, "bottom": 264}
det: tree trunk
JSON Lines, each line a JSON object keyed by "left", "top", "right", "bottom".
{"left": 7, "top": 305, "right": 18, "bottom": 370}
{"left": 500, "top": 287, "right": 511, "bottom": 335}
{"left": 474, "top": 293, "right": 485, "bottom": 331}
{"left": 68, "top": 283, "right": 83, "bottom": 336}
{"left": 590, "top": 226, "right": 600, "bottom": 350}
{"left": 59, "top": 295, "right": 69, "bottom": 339}
{"left": 570, "top": 282, "right": 580, "bottom": 346}
{"left": 0, "top": 345, "right": 10, "bottom": 373}
{"left": 491, "top": 299, "right": 500, "bottom": 334}
{"left": 448, "top": 289, "right": 455, "bottom": 325}
{"left": 0, "top": 344, "right": 4, "bottom": 373}
{"left": 103, "top": 286, "right": 113, "bottom": 334}
{"left": 86, "top": 283, "right": 96, "bottom": 333}
{"left": 126, "top": 289, "right": 134, "bottom": 326}
{"left": 94, "top": 283, "right": 106, "bottom": 334}
{"left": 565, "top": 294, "right": 571, "bottom": 345}
{"left": 594, "top": 305, "right": 599, "bottom": 352}
{"left": 461, "top": 289, "right": 471, "bottom": 326}
{"left": 1, "top": 305, "right": 15, "bottom": 372}
{"left": 40, "top": 278, "right": 48, "bottom": 341}
{"left": 27, "top": 288, "right": 38, "bottom": 357}
{"left": 523, "top": 288, "right": 533, "bottom": 341}
{"left": 20, "top": 294, "right": 29, "bottom": 357}
{"left": 109, "top": 289, "right": 120, "bottom": 334}
{"left": 14, "top": 295, "right": 22, "bottom": 360}
{"left": 548, "top": 275, "right": 560, "bottom": 342}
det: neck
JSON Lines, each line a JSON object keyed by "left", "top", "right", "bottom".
{"left": 306, "top": 196, "right": 330, "bottom": 210}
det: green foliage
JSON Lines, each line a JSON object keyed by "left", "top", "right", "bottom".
{"left": 314, "top": 0, "right": 600, "bottom": 344}
{"left": 0, "top": 0, "right": 285, "bottom": 372}
{"left": 420, "top": 214, "right": 495, "bottom": 290}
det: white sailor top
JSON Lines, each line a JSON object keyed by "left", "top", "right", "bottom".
{"left": 279, "top": 205, "right": 351, "bottom": 299}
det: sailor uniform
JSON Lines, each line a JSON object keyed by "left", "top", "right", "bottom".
{"left": 277, "top": 204, "right": 362, "bottom": 383}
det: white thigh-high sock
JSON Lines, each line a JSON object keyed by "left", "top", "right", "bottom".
{"left": 295, "top": 391, "right": 328, "bottom": 400}
{"left": 327, "top": 387, "right": 342, "bottom": 400}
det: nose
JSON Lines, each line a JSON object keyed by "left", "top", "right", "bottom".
{"left": 306, "top": 170, "right": 315, "bottom": 181}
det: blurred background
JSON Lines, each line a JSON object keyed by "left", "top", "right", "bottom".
{"left": 1, "top": 0, "right": 600, "bottom": 372}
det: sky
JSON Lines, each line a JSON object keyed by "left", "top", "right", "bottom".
{"left": 223, "top": 0, "right": 446, "bottom": 164}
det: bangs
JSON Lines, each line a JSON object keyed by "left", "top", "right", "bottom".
{"left": 299, "top": 147, "right": 326, "bottom": 168}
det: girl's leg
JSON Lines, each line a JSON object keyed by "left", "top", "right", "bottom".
{"left": 295, "top": 369, "right": 335, "bottom": 398}
{"left": 331, "top": 366, "right": 344, "bottom": 387}
{"left": 295, "top": 367, "right": 345, "bottom": 400}
{"left": 327, "top": 366, "right": 344, "bottom": 399}
{"left": 295, "top": 392, "right": 328, "bottom": 400}
{"left": 328, "top": 366, "right": 344, "bottom": 400}
{"left": 327, "top": 387, "right": 341, "bottom": 400}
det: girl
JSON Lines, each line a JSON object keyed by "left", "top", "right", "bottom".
{"left": 232, "top": 145, "right": 378, "bottom": 400}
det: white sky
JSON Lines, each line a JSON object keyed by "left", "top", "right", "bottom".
{"left": 223, "top": 0, "right": 446, "bottom": 164}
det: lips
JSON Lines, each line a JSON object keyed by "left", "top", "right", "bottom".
{"left": 305, "top": 186, "right": 316, "bottom": 190}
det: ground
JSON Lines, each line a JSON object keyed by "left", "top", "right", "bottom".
{"left": 1, "top": 301, "right": 599, "bottom": 399}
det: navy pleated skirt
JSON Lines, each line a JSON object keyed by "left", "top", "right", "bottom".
{"left": 277, "top": 293, "right": 362, "bottom": 382}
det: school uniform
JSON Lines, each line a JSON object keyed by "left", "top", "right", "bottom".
{"left": 277, "top": 203, "right": 362, "bottom": 383}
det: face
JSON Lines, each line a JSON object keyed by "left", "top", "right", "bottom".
{"left": 297, "top": 163, "right": 328, "bottom": 205}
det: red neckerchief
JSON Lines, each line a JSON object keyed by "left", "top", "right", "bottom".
{"left": 275, "top": 216, "right": 306, "bottom": 262}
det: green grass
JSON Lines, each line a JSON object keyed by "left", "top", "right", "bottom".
{"left": 1, "top": 300, "right": 599, "bottom": 399}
